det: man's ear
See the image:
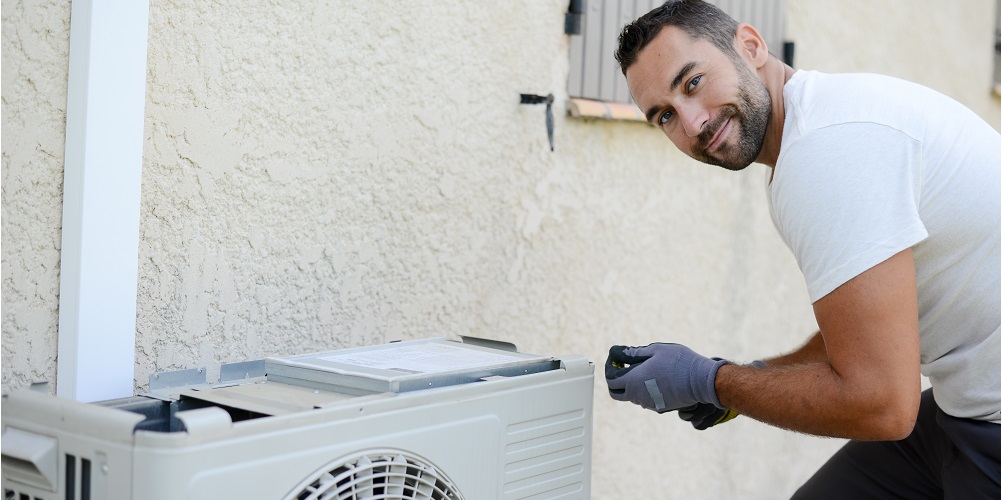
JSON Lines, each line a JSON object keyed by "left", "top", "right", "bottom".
{"left": 733, "top": 23, "right": 769, "bottom": 68}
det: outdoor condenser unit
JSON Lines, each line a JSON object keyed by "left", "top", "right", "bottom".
{"left": 1, "top": 337, "right": 594, "bottom": 499}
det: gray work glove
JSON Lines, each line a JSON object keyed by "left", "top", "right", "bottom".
{"left": 605, "top": 343, "right": 727, "bottom": 414}
{"left": 678, "top": 359, "right": 766, "bottom": 429}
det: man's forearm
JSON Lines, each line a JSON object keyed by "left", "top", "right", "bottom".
{"left": 714, "top": 361, "right": 917, "bottom": 441}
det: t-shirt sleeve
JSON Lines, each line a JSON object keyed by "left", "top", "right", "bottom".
{"left": 770, "top": 122, "right": 929, "bottom": 303}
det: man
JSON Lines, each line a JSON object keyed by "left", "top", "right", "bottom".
{"left": 604, "top": 1, "right": 1001, "bottom": 497}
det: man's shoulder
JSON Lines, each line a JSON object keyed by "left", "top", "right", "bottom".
{"left": 787, "top": 70, "right": 937, "bottom": 101}
{"left": 781, "top": 70, "right": 975, "bottom": 150}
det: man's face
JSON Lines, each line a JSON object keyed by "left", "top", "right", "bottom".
{"left": 626, "top": 26, "right": 771, "bottom": 171}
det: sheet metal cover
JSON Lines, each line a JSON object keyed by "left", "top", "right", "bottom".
{"left": 264, "top": 338, "right": 553, "bottom": 392}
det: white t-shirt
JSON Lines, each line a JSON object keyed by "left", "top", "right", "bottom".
{"left": 769, "top": 70, "right": 1001, "bottom": 423}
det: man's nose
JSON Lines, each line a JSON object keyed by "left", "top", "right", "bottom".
{"left": 677, "top": 103, "right": 708, "bottom": 138}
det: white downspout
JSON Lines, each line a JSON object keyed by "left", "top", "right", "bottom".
{"left": 57, "top": 0, "right": 150, "bottom": 402}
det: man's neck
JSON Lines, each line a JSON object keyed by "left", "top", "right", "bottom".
{"left": 755, "top": 57, "right": 796, "bottom": 168}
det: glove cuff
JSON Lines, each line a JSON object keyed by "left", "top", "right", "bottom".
{"left": 697, "top": 357, "right": 729, "bottom": 409}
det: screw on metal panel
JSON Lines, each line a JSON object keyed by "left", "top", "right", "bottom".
{"left": 154, "top": 374, "right": 159, "bottom": 379}
{"left": 101, "top": 464, "right": 109, "bottom": 474}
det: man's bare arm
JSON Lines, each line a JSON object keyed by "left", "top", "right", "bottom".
{"left": 715, "top": 249, "right": 923, "bottom": 441}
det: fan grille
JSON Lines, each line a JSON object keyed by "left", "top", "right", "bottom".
{"left": 288, "top": 450, "right": 464, "bottom": 500}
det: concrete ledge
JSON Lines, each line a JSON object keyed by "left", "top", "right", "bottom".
{"left": 567, "top": 98, "right": 648, "bottom": 123}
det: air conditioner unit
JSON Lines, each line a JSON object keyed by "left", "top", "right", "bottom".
{"left": 1, "top": 337, "right": 594, "bottom": 499}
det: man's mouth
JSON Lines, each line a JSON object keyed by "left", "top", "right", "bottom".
{"left": 706, "top": 117, "right": 732, "bottom": 153}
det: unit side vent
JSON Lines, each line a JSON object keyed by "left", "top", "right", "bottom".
{"left": 65, "top": 454, "right": 91, "bottom": 500}
{"left": 502, "top": 410, "right": 587, "bottom": 499}
{"left": 0, "top": 453, "right": 89, "bottom": 500}
{"left": 3, "top": 489, "right": 49, "bottom": 500}
{"left": 0, "top": 455, "right": 78, "bottom": 500}
{"left": 285, "top": 450, "right": 464, "bottom": 500}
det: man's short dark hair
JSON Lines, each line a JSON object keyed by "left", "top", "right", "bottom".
{"left": 615, "top": 0, "right": 740, "bottom": 76}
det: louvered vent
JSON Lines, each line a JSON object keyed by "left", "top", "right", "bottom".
{"left": 65, "top": 454, "right": 92, "bottom": 500}
{"left": 0, "top": 454, "right": 88, "bottom": 500}
{"left": 285, "top": 450, "right": 464, "bottom": 500}
{"left": 3, "top": 488, "right": 49, "bottom": 500}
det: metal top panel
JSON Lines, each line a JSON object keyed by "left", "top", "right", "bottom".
{"left": 264, "top": 338, "right": 555, "bottom": 394}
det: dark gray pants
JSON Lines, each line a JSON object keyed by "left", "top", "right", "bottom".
{"left": 792, "top": 389, "right": 999, "bottom": 499}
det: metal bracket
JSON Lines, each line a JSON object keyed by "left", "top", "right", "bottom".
{"left": 220, "top": 360, "right": 266, "bottom": 383}
{"left": 460, "top": 335, "right": 518, "bottom": 353}
{"left": 519, "top": 93, "right": 555, "bottom": 151}
{"left": 149, "top": 367, "right": 206, "bottom": 391}
{"left": 565, "top": 0, "right": 585, "bottom": 35}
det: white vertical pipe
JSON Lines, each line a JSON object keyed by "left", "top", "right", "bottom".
{"left": 57, "top": 0, "right": 150, "bottom": 402}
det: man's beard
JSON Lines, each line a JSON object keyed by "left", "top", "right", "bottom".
{"left": 693, "top": 61, "right": 771, "bottom": 171}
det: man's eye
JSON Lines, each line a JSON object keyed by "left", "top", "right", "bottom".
{"left": 658, "top": 110, "right": 674, "bottom": 125}
{"left": 687, "top": 75, "right": 701, "bottom": 92}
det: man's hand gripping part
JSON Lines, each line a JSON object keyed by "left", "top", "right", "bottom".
{"left": 605, "top": 343, "right": 734, "bottom": 423}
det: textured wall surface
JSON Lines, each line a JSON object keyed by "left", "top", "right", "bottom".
{"left": 1, "top": 0, "right": 69, "bottom": 393}
{"left": 2, "top": 0, "right": 998, "bottom": 498}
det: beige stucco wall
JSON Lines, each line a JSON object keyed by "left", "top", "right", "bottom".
{"left": 2, "top": 0, "right": 998, "bottom": 498}
{"left": 2, "top": 0, "right": 69, "bottom": 393}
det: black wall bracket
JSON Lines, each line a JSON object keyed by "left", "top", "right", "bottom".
{"left": 565, "top": 0, "right": 585, "bottom": 35}
{"left": 520, "top": 93, "right": 555, "bottom": 152}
